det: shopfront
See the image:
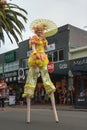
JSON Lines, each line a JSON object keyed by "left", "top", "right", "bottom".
{"left": 70, "top": 57, "right": 87, "bottom": 108}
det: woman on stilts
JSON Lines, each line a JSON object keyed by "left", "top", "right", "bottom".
{"left": 22, "top": 18, "right": 59, "bottom": 123}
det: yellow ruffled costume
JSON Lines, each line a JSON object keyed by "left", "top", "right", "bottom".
{"left": 23, "top": 35, "right": 56, "bottom": 98}
{"left": 28, "top": 35, "right": 49, "bottom": 67}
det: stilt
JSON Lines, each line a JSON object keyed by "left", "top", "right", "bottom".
{"left": 50, "top": 93, "right": 59, "bottom": 122}
{"left": 26, "top": 97, "right": 30, "bottom": 123}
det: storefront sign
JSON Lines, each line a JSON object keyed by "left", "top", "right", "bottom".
{"left": 4, "top": 72, "right": 18, "bottom": 82}
{"left": 71, "top": 57, "right": 87, "bottom": 66}
{"left": 18, "top": 68, "right": 25, "bottom": 80}
{"left": 9, "top": 96, "right": 15, "bottom": 105}
{"left": 77, "top": 98, "right": 85, "bottom": 102}
{"left": 75, "top": 96, "right": 87, "bottom": 108}
{"left": 47, "top": 62, "right": 54, "bottom": 73}
{"left": 9, "top": 77, "right": 12, "bottom": 82}
{"left": 4, "top": 72, "right": 17, "bottom": 78}
{"left": 59, "top": 62, "right": 68, "bottom": 69}
{"left": 13, "top": 77, "right": 16, "bottom": 81}
{"left": 4, "top": 51, "right": 16, "bottom": 63}
{"left": 45, "top": 43, "right": 55, "bottom": 52}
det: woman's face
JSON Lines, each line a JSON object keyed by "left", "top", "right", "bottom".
{"left": 35, "top": 28, "right": 44, "bottom": 36}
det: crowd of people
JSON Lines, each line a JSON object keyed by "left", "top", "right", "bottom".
{"left": 0, "top": 79, "right": 73, "bottom": 109}
{"left": 0, "top": 79, "right": 74, "bottom": 110}
{"left": 24, "top": 80, "right": 73, "bottom": 105}
{"left": 55, "top": 87, "right": 73, "bottom": 105}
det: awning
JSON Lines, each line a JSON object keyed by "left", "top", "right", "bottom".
{"left": 71, "top": 64, "right": 87, "bottom": 75}
{"left": 53, "top": 61, "right": 69, "bottom": 75}
{"left": 53, "top": 68, "right": 69, "bottom": 75}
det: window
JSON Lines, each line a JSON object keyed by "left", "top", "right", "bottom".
{"left": 59, "top": 50, "right": 64, "bottom": 61}
{"left": 53, "top": 51, "right": 58, "bottom": 61}
{"left": 48, "top": 53, "right": 53, "bottom": 62}
{"left": 47, "top": 49, "right": 64, "bottom": 62}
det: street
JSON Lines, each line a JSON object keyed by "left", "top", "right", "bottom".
{"left": 0, "top": 107, "right": 87, "bottom": 130}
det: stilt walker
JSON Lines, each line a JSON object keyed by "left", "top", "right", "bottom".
{"left": 26, "top": 97, "right": 30, "bottom": 123}
{"left": 22, "top": 18, "right": 59, "bottom": 123}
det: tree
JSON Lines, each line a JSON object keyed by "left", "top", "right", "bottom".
{"left": 0, "top": 0, "right": 28, "bottom": 45}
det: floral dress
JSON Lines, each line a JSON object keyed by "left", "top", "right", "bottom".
{"left": 28, "top": 35, "right": 49, "bottom": 67}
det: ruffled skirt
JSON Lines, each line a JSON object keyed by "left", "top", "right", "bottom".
{"left": 28, "top": 52, "right": 49, "bottom": 67}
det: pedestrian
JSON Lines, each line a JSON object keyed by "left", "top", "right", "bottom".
{"left": 22, "top": 18, "right": 59, "bottom": 123}
{"left": 0, "top": 79, "right": 7, "bottom": 111}
{"left": 19, "top": 88, "right": 23, "bottom": 106}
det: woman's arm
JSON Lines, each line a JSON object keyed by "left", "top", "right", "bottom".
{"left": 32, "top": 44, "right": 36, "bottom": 52}
{"left": 29, "top": 35, "right": 38, "bottom": 52}
{"left": 44, "top": 42, "right": 48, "bottom": 50}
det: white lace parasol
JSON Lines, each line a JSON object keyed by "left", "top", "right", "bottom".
{"left": 30, "top": 18, "right": 58, "bottom": 37}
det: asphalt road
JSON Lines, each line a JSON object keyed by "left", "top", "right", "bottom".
{"left": 0, "top": 108, "right": 87, "bottom": 130}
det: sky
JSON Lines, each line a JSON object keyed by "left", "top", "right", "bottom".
{"left": 0, "top": 0, "right": 87, "bottom": 54}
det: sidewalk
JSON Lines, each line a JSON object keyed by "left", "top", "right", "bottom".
{"left": 6, "top": 104, "right": 87, "bottom": 112}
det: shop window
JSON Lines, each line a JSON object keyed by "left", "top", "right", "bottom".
{"left": 59, "top": 49, "right": 64, "bottom": 61}
{"left": 47, "top": 49, "right": 64, "bottom": 62}
{"left": 48, "top": 52, "right": 53, "bottom": 62}
{"left": 53, "top": 51, "right": 58, "bottom": 61}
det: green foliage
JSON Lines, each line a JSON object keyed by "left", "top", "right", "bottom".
{"left": 0, "top": 2, "right": 28, "bottom": 45}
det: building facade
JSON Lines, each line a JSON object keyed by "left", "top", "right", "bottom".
{"left": 0, "top": 24, "right": 87, "bottom": 106}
